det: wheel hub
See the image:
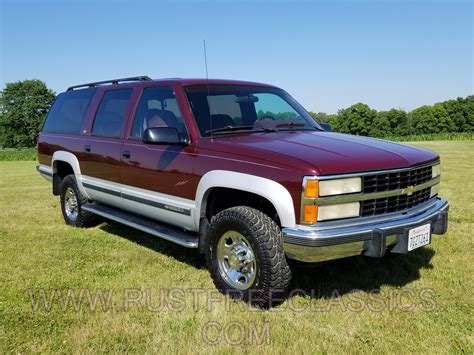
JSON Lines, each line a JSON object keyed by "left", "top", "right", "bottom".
{"left": 216, "top": 231, "right": 256, "bottom": 290}
{"left": 64, "top": 187, "right": 79, "bottom": 221}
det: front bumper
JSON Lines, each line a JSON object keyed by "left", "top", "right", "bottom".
{"left": 282, "top": 198, "right": 449, "bottom": 262}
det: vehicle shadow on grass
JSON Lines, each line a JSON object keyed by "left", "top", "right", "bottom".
{"left": 99, "top": 220, "right": 435, "bottom": 301}
{"left": 99, "top": 222, "right": 207, "bottom": 270}
{"left": 289, "top": 247, "right": 435, "bottom": 299}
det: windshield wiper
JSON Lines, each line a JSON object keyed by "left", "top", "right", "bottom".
{"left": 206, "top": 122, "right": 314, "bottom": 135}
{"left": 257, "top": 122, "right": 313, "bottom": 132}
{"left": 206, "top": 125, "right": 256, "bottom": 135}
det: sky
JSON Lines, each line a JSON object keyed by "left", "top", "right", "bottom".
{"left": 1, "top": 0, "right": 472, "bottom": 113}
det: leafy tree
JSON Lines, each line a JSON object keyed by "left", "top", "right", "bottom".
{"left": 308, "top": 111, "right": 340, "bottom": 130}
{"left": 336, "top": 103, "right": 377, "bottom": 136}
{"left": 0, "top": 80, "right": 55, "bottom": 148}
{"left": 465, "top": 95, "right": 474, "bottom": 132}
{"left": 324, "top": 114, "right": 339, "bottom": 129}
{"left": 371, "top": 109, "right": 411, "bottom": 137}
{"left": 441, "top": 96, "right": 474, "bottom": 132}
{"left": 411, "top": 104, "right": 456, "bottom": 134}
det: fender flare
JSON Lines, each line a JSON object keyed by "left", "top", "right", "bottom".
{"left": 195, "top": 170, "right": 296, "bottom": 229}
{"left": 52, "top": 151, "right": 89, "bottom": 198}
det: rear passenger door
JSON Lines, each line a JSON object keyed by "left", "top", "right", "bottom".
{"left": 120, "top": 85, "right": 197, "bottom": 230}
{"left": 80, "top": 88, "right": 133, "bottom": 208}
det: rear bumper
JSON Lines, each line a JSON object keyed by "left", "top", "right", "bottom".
{"left": 282, "top": 198, "right": 449, "bottom": 262}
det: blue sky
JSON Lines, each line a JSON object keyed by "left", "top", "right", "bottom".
{"left": 1, "top": 0, "right": 472, "bottom": 113}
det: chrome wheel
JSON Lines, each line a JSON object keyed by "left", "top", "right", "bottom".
{"left": 216, "top": 230, "right": 257, "bottom": 290}
{"left": 64, "top": 187, "right": 78, "bottom": 221}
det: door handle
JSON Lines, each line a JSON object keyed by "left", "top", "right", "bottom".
{"left": 122, "top": 150, "right": 131, "bottom": 159}
{"left": 84, "top": 145, "right": 91, "bottom": 152}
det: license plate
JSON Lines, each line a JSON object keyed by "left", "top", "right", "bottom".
{"left": 408, "top": 223, "right": 431, "bottom": 251}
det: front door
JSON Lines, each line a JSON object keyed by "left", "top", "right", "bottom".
{"left": 120, "top": 85, "right": 197, "bottom": 230}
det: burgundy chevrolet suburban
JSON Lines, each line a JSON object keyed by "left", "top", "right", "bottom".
{"left": 37, "top": 76, "right": 449, "bottom": 307}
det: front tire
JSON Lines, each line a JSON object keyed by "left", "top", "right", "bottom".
{"left": 206, "top": 206, "right": 292, "bottom": 308}
{"left": 60, "top": 175, "right": 100, "bottom": 227}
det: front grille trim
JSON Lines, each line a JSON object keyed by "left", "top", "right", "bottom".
{"left": 362, "top": 165, "right": 432, "bottom": 193}
{"left": 301, "top": 161, "right": 440, "bottom": 225}
{"left": 314, "top": 175, "right": 439, "bottom": 206}
{"left": 359, "top": 164, "right": 436, "bottom": 217}
{"left": 316, "top": 160, "right": 439, "bottom": 181}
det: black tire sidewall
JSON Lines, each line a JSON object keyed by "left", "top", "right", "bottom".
{"left": 60, "top": 175, "right": 83, "bottom": 226}
{"left": 206, "top": 207, "right": 290, "bottom": 306}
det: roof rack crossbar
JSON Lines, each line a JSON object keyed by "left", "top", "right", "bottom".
{"left": 67, "top": 76, "right": 152, "bottom": 91}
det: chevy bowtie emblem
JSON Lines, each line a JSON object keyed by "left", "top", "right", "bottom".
{"left": 404, "top": 186, "right": 415, "bottom": 196}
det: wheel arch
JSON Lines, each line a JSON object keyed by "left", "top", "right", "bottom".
{"left": 195, "top": 170, "right": 296, "bottom": 229}
{"left": 52, "top": 151, "right": 89, "bottom": 198}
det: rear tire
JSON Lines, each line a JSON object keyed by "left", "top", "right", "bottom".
{"left": 60, "top": 175, "right": 100, "bottom": 227}
{"left": 206, "top": 206, "right": 292, "bottom": 308}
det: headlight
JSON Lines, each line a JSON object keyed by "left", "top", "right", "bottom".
{"left": 302, "top": 176, "right": 362, "bottom": 223}
{"left": 432, "top": 164, "right": 441, "bottom": 178}
{"left": 318, "top": 202, "right": 360, "bottom": 221}
{"left": 319, "top": 177, "right": 362, "bottom": 197}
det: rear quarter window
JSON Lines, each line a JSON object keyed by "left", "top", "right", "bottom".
{"left": 42, "top": 88, "right": 97, "bottom": 134}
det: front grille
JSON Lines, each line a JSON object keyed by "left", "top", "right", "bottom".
{"left": 361, "top": 187, "right": 432, "bottom": 217}
{"left": 362, "top": 165, "right": 432, "bottom": 193}
{"left": 360, "top": 164, "right": 435, "bottom": 217}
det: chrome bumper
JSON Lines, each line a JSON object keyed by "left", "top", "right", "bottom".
{"left": 282, "top": 198, "right": 449, "bottom": 262}
{"left": 36, "top": 164, "right": 53, "bottom": 182}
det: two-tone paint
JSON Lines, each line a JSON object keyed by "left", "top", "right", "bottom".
{"left": 37, "top": 78, "right": 439, "bottom": 233}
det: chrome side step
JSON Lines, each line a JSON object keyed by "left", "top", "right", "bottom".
{"left": 82, "top": 203, "right": 199, "bottom": 248}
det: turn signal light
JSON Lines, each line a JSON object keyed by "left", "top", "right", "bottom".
{"left": 305, "top": 179, "right": 319, "bottom": 198}
{"left": 303, "top": 205, "right": 318, "bottom": 223}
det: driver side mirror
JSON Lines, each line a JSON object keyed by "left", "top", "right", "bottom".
{"left": 142, "top": 127, "right": 184, "bottom": 145}
{"left": 320, "top": 123, "right": 332, "bottom": 132}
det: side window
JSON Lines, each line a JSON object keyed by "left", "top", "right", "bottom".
{"left": 42, "top": 88, "right": 97, "bottom": 134}
{"left": 92, "top": 89, "right": 133, "bottom": 138}
{"left": 130, "top": 86, "right": 185, "bottom": 138}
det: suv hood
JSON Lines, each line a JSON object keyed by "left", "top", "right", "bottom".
{"left": 207, "top": 131, "right": 438, "bottom": 175}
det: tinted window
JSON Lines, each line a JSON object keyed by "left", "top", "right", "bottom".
{"left": 92, "top": 89, "right": 133, "bottom": 138}
{"left": 254, "top": 93, "right": 300, "bottom": 120}
{"left": 130, "top": 86, "right": 185, "bottom": 138}
{"left": 42, "top": 88, "right": 97, "bottom": 134}
{"left": 185, "top": 84, "right": 320, "bottom": 136}
{"left": 207, "top": 95, "right": 243, "bottom": 126}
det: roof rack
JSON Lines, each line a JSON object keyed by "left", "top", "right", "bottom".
{"left": 67, "top": 76, "right": 152, "bottom": 91}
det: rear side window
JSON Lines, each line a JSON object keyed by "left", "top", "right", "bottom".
{"left": 42, "top": 88, "right": 97, "bottom": 134}
{"left": 92, "top": 89, "right": 133, "bottom": 138}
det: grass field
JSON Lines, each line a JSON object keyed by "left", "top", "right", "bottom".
{"left": 1, "top": 141, "right": 473, "bottom": 353}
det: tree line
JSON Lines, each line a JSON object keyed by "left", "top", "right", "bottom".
{"left": 309, "top": 96, "right": 474, "bottom": 137}
{"left": 0, "top": 79, "right": 473, "bottom": 148}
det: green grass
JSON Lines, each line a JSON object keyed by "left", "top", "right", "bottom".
{"left": 0, "top": 148, "right": 36, "bottom": 161}
{"left": 1, "top": 141, "right": 473, "bottom": 353}
{"left": 382, "top": 132, "right": 474, "bottom": 142}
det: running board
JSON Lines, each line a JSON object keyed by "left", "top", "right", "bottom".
{"left": 82, "top": 203, "right": 199, "bottom": 248}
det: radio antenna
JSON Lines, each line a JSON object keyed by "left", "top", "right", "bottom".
{"left": 203, "top": 39, "right": 209, "bottom": 80}
{"left": 203, "top": 39, "right": 213, "bottom": 140}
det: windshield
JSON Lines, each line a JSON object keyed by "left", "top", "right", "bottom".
{"left": 184, "top": 84, "right": 321, "bottom": 136}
